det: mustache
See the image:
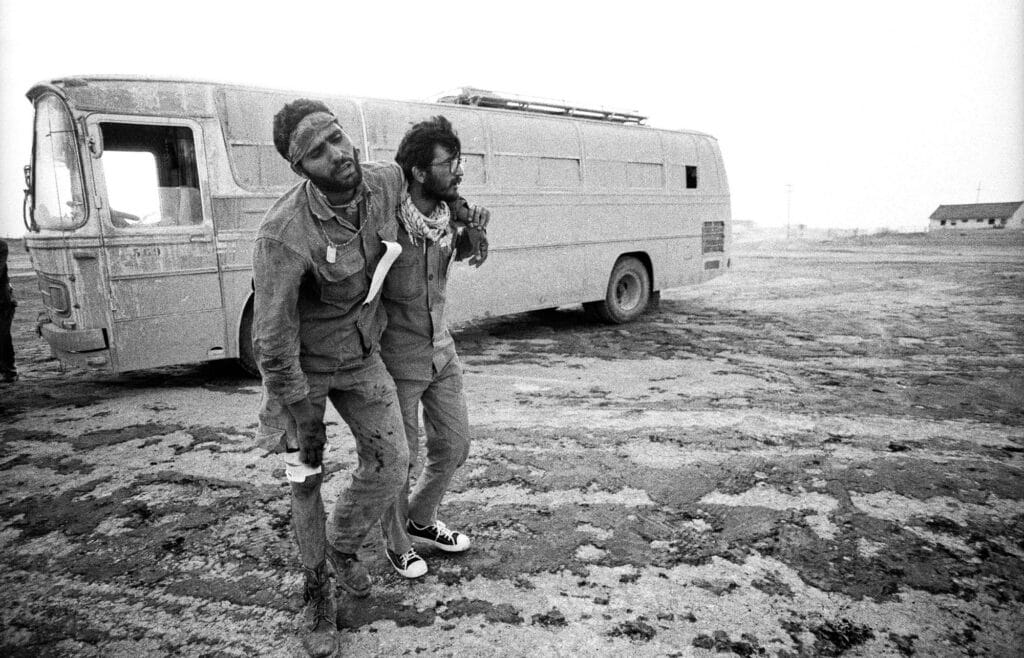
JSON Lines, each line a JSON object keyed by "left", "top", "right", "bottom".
{"left": 332, "top": 159, "right": 357, "bottom": 175}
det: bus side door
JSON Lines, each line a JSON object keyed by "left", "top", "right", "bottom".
{"left": 89, "top": 116, "right": 227, "bottom": 371}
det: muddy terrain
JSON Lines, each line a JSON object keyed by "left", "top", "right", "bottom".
{"left": 1, "top": 232, "right": 1022, "bottom": 657}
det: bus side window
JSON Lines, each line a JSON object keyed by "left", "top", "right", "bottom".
{"left": 101, "top": 123, "right": 203, "bottom": 228}
{"left": 686, "top": 166, "right": 698, "bottom": 189}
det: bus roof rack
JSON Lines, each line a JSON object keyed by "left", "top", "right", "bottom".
{"left": 436, "top": 87, "right": 647, "bottom": 124}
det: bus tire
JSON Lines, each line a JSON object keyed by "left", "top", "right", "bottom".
{"left": 584, "top": 256, "right": 650, "bottom": 324}
{"left": 237, "top": 303, "right": 260, "bottom": 378}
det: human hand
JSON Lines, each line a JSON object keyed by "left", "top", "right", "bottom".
{"left": 287, "top": 398, "right": 327, "bottom": 467}
{"left": 465, "top": 204, "right": 490, "bottom": 230}
{"left": 467, "top": 228, "right": 488, "bottom": 267}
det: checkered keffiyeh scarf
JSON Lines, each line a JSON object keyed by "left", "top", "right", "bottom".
{"left": 398, "top": 194, "right": 452, "bottom": 248}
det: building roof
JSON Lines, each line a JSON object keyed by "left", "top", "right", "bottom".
{"left": 930, "top": 201, "right": 1024, "bottom": 221}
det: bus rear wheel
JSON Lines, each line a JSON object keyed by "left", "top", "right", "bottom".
{"left": 584, "top": 256, "right": 651, "bottom": 323}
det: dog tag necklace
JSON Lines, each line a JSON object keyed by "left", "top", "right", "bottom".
{"left": 317, "top": 205, "right": 363, "bottom": 263}
{"left": 318, "top": 223, "right": 361, "bottom": 263}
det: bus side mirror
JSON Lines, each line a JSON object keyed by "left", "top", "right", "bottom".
{"left": 22, "top": 165, "right": 37, "bottom": 232}
{"left": 87, "top": 124, "right": 104, "bottom": 157}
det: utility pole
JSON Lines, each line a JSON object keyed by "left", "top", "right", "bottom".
{"left": 975, "top": 182, "right": 982, "bottom": 202}
{"left": 785, "top": 184, "right": 793, "bottom": 240}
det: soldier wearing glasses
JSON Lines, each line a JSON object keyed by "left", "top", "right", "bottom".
{"left": 378, "top": 116, "right": 489, "bottom": 579}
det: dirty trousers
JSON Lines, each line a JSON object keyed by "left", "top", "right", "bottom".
{"left": 260, "top": 356, "right": 408, "bottom": 559}
{"left": 380, "top": 356, "right": 470, "bottom": 553}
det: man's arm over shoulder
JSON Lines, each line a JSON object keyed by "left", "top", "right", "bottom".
{"left": 362, "top": 161, "right": 405, "bottom": 196}
{"left": 252, "top": 236, "right": 309, "bottom": 404}
{"left": 362, "top": 161, "right": 404, "bottom": 240}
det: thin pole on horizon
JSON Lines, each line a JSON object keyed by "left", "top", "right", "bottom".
{"left": 785, "top": 184, "right": 793, "bottom": 240}
{"left": 975, "top": 182, "right": 982, "bottom": 202}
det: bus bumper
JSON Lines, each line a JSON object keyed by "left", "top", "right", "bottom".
{"left": 37, "top": 321, "right": 111, "bottom": 369}
{"left": 700, "top": 256, "right": 730, "bottom": 281}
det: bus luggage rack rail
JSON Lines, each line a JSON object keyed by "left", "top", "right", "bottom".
{"left": 437, "top": 87, "right": 647, "bottom": 124}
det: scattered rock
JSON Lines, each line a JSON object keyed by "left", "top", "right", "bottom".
{"left": 530, "top": 608, "right": 567, "bottom": 627}
{"left": 608, "top": 618, "right": 656, "bottom": 641}
{"left": 692, "top": 630, "right": 763, "bottom": 656}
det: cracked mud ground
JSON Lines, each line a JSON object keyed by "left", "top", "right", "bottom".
{"left": 1, "top": 232, "right": 1022, "bottom": 657}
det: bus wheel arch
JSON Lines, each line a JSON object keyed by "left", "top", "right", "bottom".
{"left": 585, "top": 253, "right": 652, "bottom": 324}
{"left": 237, "top": 297, "right": 259, "bottom": 377}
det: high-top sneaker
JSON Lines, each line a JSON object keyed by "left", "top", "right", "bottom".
{"left": 385, "top": 547, "right": 428, "bottom": 578}
{"left": 300, "top": 562, "right": 338, "bottom": 657}
{"left": 407, "top": 519, "right": 471, "bottom": 552}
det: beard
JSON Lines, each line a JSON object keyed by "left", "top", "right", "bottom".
{"left": 308, "top": 158, "right": 363, "bottom": 195}
{"left": 422, "top": 170, "right": 461, "bottom": 203}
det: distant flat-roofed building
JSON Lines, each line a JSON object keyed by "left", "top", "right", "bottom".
{"left": 929, "top": 201, "right": 1024, "bottom": 231}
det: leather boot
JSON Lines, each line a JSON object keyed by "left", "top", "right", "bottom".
{"left": 326, "top": 547, "right": 371, "bottom": 597}
{"left": 300, "top": 561, "right": 338, "bottom": 657}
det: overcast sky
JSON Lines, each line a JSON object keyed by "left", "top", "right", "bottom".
{"left": 1, "top": 0, "right": 1022, "bottom": 237}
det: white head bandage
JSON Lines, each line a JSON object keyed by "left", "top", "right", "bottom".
{"left": 287, "top": 111, "right": 342, "bottom": 166}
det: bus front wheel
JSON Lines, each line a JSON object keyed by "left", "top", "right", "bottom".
{"left": 584, "top": 256, "right": 651, "bottom": 323}
{"left": 237, "top": 303, "right": 260, "bottom": 378}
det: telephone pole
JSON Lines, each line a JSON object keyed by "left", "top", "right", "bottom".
{"left": 975, "top": 182, "right": 982, "bottom": 202}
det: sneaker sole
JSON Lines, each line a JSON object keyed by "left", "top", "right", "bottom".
{"left": 409, "top": 536, "right": 471, "bottom": 553}
{"left": 390, "top": 562, "right": 428, "bottom": 579}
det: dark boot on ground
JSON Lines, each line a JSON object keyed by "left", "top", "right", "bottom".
{"left": 300, "top": 562, "right": 338, "bottom": 657}
{"left": 326, "top": 546, "right": 371, "bottom": 597}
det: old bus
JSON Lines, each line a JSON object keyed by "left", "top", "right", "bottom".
{"left": 22, "top": 76, "right": 731, "bottom": 374}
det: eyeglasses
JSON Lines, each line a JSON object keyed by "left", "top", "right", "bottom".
{"left": 428, "top": 154, "right": 465, "bottom": 174}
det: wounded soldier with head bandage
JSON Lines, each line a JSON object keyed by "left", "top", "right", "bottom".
{"left": 250, "top": 99, "right": 487, "bottom": 657}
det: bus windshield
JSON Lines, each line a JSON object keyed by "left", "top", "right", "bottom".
{"left": 32, "top": 94, "right": 87, "bottom": 231}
